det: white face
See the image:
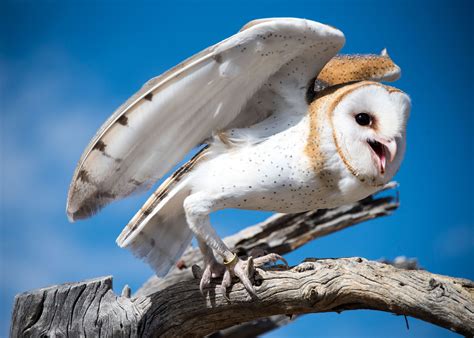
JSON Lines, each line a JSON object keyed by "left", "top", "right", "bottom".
{"left": 331, "top": 83, "right": 411, "bottom": 186}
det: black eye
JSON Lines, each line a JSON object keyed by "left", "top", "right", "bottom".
{"left": 355, "top": 113, "right": 372, "bottom": 126}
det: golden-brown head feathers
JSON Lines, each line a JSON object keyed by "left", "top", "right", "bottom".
{"left": 315, "top": 49, "right": 401, "bottom": 91}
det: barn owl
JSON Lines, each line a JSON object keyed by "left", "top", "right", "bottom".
{"left": 67, "top": 18, "right": 410, "bottom": 296}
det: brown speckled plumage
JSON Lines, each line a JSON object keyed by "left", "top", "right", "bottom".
{"left": 316, "top": 51, "right": 400, "bottom": 90}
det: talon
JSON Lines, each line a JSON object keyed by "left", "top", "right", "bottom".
{"left": 246, "top": 256, "right": 255, "bottom": 279}
{"left": 236, "top": 270, "right": 255, "bottom": 295}
{"left": 195, "top": 256, "right": 225, "bottom": 296}
{"left": 192, "top": 264, "right": 203, "bottom": 279}
{"left": 220, "top": 270, "right": 232, "bottom": 300}
{"left": 279, "top": 255, "right": 289, "bottom": 268}
{"left": 232, "top": 257, "right": 257, "bottom": 296}
{"left": 253, "top": 253, "right": 288, "bottom": 268}
{"left": 199, "top": 265, "right": 213, "bottom": 295}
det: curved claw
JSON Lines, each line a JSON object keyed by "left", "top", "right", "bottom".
{"left": 220, "top": 269, "right": 232, "bottom": 301}
{"left": 232, "top": 257, "right": 257, "bottom": 296}
{"left": 197, "top": 260, "right": 225, "bottom": 295}
{"left": 199, "top": 265, "right": 213, "bottom": 295}
{"left": 278, "top": 255, "right": 289, "bottom": 268}
{"left": 203, "top": 253, "right": 288, "bottom": 299}
{"left": 253, "top": 253, "right": 288, "bottom": 268}
{"left": 192, "top": 264, "right": 203, "bottom": 279}
{"left": 246, "top": 255, "right": 255, "bottom": 277}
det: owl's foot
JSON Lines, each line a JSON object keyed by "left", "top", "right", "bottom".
{"left": 195, "top": 256, "right": 225, "bottom": 295}
{"left": 220, "top": 253, "right": 288, "bottom": 299}
{"left": 221, "top": 255, "right": 256, "bottom": 299}
{"left": 192, "top": 250, "right": 225, "bottom": 295}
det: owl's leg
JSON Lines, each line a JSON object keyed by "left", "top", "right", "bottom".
{"left": 184, "top": 194, "right": 256, "bottom": 296}
{"left": 197, "top": 238, "right": 225, "bottom": 294}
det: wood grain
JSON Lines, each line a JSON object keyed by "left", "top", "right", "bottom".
{"left": 11, "top": 259, "right": 474, "bottom": 337}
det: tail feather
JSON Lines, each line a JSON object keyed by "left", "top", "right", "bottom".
{"left": 123, "top": 199, "right": 193, "bottom": 276}
{"left": 116, "top": 146, "right": 209, "bottom": 276}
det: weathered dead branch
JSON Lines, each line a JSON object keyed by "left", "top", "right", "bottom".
{"left": 11, "top": 258, "right": 474, "bottom": 337}
{"left": 10, "top": 191, "right": 474, "bottom": 337}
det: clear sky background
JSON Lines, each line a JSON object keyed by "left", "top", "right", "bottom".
{"left": 1, "top": 0, "right": 473, "bottom": 336}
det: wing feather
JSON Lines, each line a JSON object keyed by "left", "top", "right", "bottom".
{"left": 67, "top": 18, "right": 345, "bottom": 221}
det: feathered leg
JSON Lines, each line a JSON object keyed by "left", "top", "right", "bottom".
{"left": 184, "top": 193, "right": 287, "bottom": 297}
{"left": 184, "top": 193, "right": 256, "bottom": 295}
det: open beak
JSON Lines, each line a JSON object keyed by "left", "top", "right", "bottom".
{"left": 367, "top": 138, "right": 397, "bottom": 175}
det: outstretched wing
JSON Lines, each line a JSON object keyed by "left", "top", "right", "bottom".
{"left": 66, "top": 18, "right": 345, "bottom": 221}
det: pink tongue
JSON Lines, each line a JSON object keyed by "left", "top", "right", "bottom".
{"left": 380, "top": 151, "right": 386, "bottom": 174}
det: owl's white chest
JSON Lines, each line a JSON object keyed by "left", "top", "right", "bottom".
{"left": 190, "top": 114, "right": 379, "bottom": 213}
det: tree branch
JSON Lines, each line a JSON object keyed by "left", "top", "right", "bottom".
{"left": 136, "top": 193, "right": 397, "bottom": 297}
{"left": 209, "top": 255, "right": 420, "bottom": 338}
{"left": 11, "top": 258, "right": 474, "bottom": 337}
{"left": 10, "top": 188, "right": 473, "bottom": 336}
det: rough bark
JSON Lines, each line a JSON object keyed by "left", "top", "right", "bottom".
{"left": 11, "top": 258, "right": 474, "bottom": 337}
{"left": 209, "top": 255, "right": 420, "bottom": 338}
{"left": 10, "top": 188, "right": 474, "bottom": 336}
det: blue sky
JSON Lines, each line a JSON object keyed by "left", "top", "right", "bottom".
{"left": 1, "top": 0, "right": 472, "bottom": 336}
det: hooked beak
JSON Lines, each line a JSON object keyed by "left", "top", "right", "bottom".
{"left": 367, "top": 137, "right": 397, "bottom": 174}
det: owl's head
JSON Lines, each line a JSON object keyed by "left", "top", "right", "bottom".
{"left": 329, "top": 81, "right": 411, "bottom": 186}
